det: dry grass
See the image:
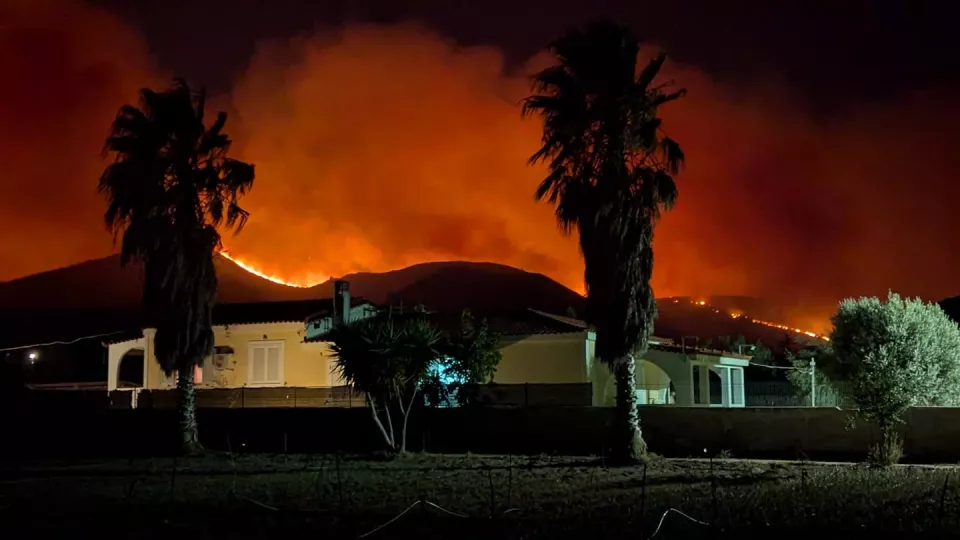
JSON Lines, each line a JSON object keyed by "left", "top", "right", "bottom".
{"left": 2, "top": 454, "right": 959, "bottom": 538}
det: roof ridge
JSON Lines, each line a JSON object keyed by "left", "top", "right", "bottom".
{"left": 526, "top": 308, "right": 590, "bottom": 330}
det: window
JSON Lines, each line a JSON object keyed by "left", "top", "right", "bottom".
{"left": 709, "top": 368, "right": 723, "bottom": 405}
{"left": 692, "top": 365, "right": 703, "bottom": 404}
{"left": 731, "top": 368, "right": 744, "bottom": 406}
{"left": 248, "top": 341, "right": 284, "bottom": 386}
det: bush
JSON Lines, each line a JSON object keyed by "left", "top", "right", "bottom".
{"left": 830, "top": 292, "right": 960, "bottom": 462}
{"left": 868, "top": 430, "right": 904, "bottom": 466}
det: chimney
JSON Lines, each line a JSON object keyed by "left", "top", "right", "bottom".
{"left": 333, "top": 280, "right": 351, "bottom": 326}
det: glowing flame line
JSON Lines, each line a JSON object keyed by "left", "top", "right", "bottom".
{"left": 214, "top": 256, "right": 831, "bottom": 342}
{"left": 692, "top": 299, "right": 830, "bottom": 341}
{"left": 219, "top": 250, "right": 314, "bottom": 288}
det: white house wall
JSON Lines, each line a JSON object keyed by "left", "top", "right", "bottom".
{"left": 106, "top": 336, "right": 147, "bottom": 392}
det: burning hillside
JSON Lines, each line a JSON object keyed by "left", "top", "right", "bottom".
{"left": 2, "top": 1, "right": 960, "bottom": 330}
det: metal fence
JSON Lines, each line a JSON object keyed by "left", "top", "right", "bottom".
{"left": 744, "top": 380, "right": 853, "bottom": 408}
{"left": 138, "top": 386, "right": 367, "bottom": 409}
{"left": 132, "top": 383, "right": 594, "bottom": 409}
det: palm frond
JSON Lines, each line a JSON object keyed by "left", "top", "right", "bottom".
{"left": 635, "top": 52, "right": 667, "bottom": 90}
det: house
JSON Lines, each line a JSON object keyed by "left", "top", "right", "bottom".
{"left": 434, "top": 309, "right": 751, "bottom": 408}
{"left": 105, "top": 281, "right": 378, "bottom": 396}
{"left": 305, "top": 306, "right": 750, "bottom": 408}
{"left": 105, "top": 279, "right": 750, "bottom": 408}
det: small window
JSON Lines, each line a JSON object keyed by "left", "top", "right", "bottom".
{"left": 692, "top": 365, "right": 703, "bottom": 404}
{"left": 709, "top": 368, "right": 723, "bottom": 405}
{"left": 248, "top": 341, "right": 284, "bottom": 386}
{"left": 731, "top": 368, "right": 744, "bottom": 406}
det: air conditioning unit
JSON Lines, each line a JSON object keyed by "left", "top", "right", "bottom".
{"left": 211, "top": 346, "right": 235, "bottom": 370}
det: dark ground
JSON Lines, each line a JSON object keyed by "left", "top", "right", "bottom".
{"left": 2, "top": 453, "right": 959, "bottom": 538}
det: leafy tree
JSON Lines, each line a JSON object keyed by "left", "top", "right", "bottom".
{"left": 328, "top": 316, "right": 444, "bottom": 453}
{"left": 785, "top": 343, "right": 842, "bottom": 406}
{"left": 830, "top": 292, "right": 960, "bottom": 463}
{"left": 523, "top": 21, "right": 685, "bottom": 462}
{"left": 778, "top": 332, "right": 796, "bottom": 357}
{"left": 747, "top": 340, "right": 773, "bottom": 363}
{"left": 716, "top": 334, "right": 748, "bottom": 354}
{"left": 423, "top": 311, "right": 502, "bottom": 407}
{"left": 99, "top": 79, "right": 255, "bottom": 454}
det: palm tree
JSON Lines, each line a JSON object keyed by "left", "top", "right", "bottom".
{"left": 99, "top": 79, "right": 255, "bottom": 454}
{"left": 523, "top": 22, "right": 685, "bottom": 463}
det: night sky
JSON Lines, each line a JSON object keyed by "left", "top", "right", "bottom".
{"left": 1, "top": 0, "right": 958, "bottom": 331}
{"left": 93, "top": 0, "right": 957, "bottom": 104}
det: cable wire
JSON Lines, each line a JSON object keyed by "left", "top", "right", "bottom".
{"left": 357, "top": 501, "right": 422, "bottom": 539}
{"left": 423, "top": 500, "right": 468, "bottom": 518}
{"left": 357, "top": 499, "right": 481, "bottom": 538}
{"left": 648, "top": 507, "right": 710, "bottom": 539}
{"left": 749, "top": 361, "right": 808, "bottom": 371}
{"left": 238, "top": 495, "right": 279, "bottom": 512}
{"left": 0, "top": 331, "right": 133, "bottom": 352}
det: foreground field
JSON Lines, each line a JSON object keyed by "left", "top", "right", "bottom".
{"left": 2, "top": 454, "right": 959, "bottom": 538}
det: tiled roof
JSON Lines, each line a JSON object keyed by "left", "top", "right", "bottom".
{"left": 306, "top": 308, "right": 589, "bottom": 342}
{"left": 526, "top": 309, "right": 591, "bottom": 330}
{"left": 213, "top": 298, "right": 374, "bottom": 326}
{"left": 650, "top": 341, "right": 752, "bottom": 360}
{"left": 0, "top": 299, "right": 379, "bottom": 349}
{"left": 465, "top": 309, "right": 589, "bottom": 337}
{"left": 102, "top": 329, "right": 146, "bottom": 345}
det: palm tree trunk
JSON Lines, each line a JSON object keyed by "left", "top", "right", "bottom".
{"left": 612, "top": 356, "right": 646, "bottom": 463}
{"left": 177, "top": 364, "right": 203, "bottom": 455}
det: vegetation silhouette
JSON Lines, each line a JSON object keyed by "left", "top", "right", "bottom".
{"left": 99, "top": 79, "right": 255, "bottom": 454}
{"left": 523, "top": 21, "right": 685, "bottom": 463}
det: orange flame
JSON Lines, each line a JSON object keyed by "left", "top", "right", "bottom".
{"left": 219, "top": 250, "right": 318, "bottom": 288}
{"left": 215, "top": 254, "right": 831, "bottom": 342}
{"left": 748, "top": 318, "right": 831, "bottom": 341}
{"left": 686, "top": 300, "right": 830, "bottom": 341}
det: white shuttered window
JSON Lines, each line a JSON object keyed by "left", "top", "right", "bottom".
{"left": 248, "top": 341, "right": 284, "bottom": 386}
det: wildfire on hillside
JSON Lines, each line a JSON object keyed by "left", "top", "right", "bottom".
{"left": 689, "top": 299, "right": 831, "bottom": 342}
{"left": 217, "top": 252, "right": 831, "bottom": 341}
{"left": 219, "top": 250, "right": 315, "bottom": 289}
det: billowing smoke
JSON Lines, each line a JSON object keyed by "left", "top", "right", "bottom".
{"left": 2, "top": 2, "right": 959, "bottom": 332}
{"left": 0, "top": 0, "right": 161, "bottom": 278}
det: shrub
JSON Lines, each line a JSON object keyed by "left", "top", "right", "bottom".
{"left": 830, "top": 292, "right": 960, "bottom": 463}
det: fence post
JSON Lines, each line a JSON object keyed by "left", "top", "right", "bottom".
{"left": 809, "top": 359, "right": 817, "bottom": 407}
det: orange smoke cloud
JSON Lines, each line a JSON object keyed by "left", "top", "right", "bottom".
{"left": 0, "top": 0, "right": 161, "bottom": 278}
{"left": 222, "top": 24, "right": 576, "bottom": 288}
{"left": 2, "top": 6, "right": 959, "bottom": 333}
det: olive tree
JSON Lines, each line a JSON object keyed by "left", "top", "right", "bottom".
{"left": 830, "top": 292, "right": 960, "bottom": 463}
